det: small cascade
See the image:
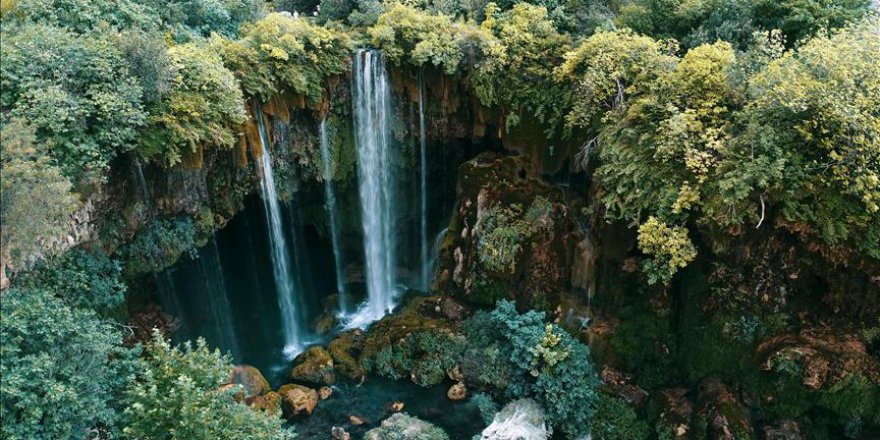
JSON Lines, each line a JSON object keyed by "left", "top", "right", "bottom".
{"left": 418, "top": 70, "right": 429, "bottom": 291}
{"left": 255, "top": 110, "right": 303, "bottom": 357}
{"left": 350, "top": 49, "right": 397, "bottom": 326}
{"left": 426, "top": 227, "right": 448, "bottom": 289}
{"left": 194, "top": 238, "right": 240, "bottom": 357}
{"left": 319, "top": 119, "right": 349, "bottom": 315}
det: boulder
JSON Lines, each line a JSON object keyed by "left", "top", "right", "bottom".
{"left": 318, "top": 386, "right": 333, "bottom": 400}
{"left": 331, "top": 426, "right": 350, "bottom": 440}
{"left": 290, "top": 346, "right": 336, "bottom": 385}
{"left": 447, "top": 382, "right": 467, "bottom": 401}
{"left": 365, "top": 413, "right": 450, "bottom": 440}
{"left": 480, "top": 399, "right": 550, "bottom": 440}
{"left": 247, "top": 391, "right": 281, "bottom": 416}
{"left": 349, "top": 415, "right": 367, "bottom": 426}
{"left": 696, "top": 378, "right": 755, "bottom": 440}
{"left": 600, "top": 367, "right": 649, "bottom": 407}
{"left": 447, "top": 364, "right": 464, "bottom": 382}
{"left": 278, "top": 384, "right": 318, "bottom": 417}
{"left": 328, "top": 330, "right": 366, "bottom": 380}
{"left": 230, "top": 365, "right": 270, "bottom": 398}
{"left": 649, "top": 388, "right": 693, "bottom": 439}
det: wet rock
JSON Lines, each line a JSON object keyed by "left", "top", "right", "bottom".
{"left": 696, "top": 378, "right": 754, "bottom": 440}
{"left": 447, "top": 382, "right": 467, "bottom": 400}
{"left": 290, "top": 346, "right": 335, "bottom": 385}
{"left": 392, "top": 401, "right": 405, "bottom": 412}
{"left": 480, "top": 399, "right": 550, "bottom": 440}
{"left": 331, "top": 426, "right": 350, "bottom": 440}
{"left": 247, "top": 391, "right": 281, "bottom": 416}
{"left": 230, "top": 365, "right": 270, "bottom": 398}
{"left": 318, "top": 386, "right": 333, "bottom": 400}
{"left": 328, "top": 330, "right": 366, "bottom": 380}
{"left": 349, "top": 415, "right": 367, "bottom": 426}
{"left": 600, "top": 367, "right": 649, "bottom": 407}
{"left": 447, "top": 364, "right": 464, "bottom": 382}
{"left": 278, "top": 384, "right": 318, "bottom": 417}
{"left": 762, "top": 420, "right": 803, "bottom": 440}
{"left": 312, "top": 313, "right": 338, "bottom": 335}
{"left": 365, "top": 413, "right": 450, "bottom": 440}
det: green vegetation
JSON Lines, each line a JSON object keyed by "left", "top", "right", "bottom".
{"left": 123, "top": 332, "right": 295, "bottom": 440}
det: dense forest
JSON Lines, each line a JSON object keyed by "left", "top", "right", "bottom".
{"left": 0, "top": 0, "right": 878, "bottom": 439}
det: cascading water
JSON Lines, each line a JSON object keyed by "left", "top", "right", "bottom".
{"left": 320, "top": 119, "right": 349, "bottom": 315}
{"left": 349, "top": 49, "right": 397, "bottom": 326}
{"left": 255, "top": 110, "right": 302, "bottom": 357}
{"left": 418, "top": 71, "right": 429, "bottom": 291}
{"left": 194, "top": 238, "right": 240, "bottom": 357}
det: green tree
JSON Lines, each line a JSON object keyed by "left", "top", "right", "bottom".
{"left": 0, "top": 286, "right": 139, "bottom": 439}
{"left": 138, "top": 40, "right": 246, "bottom": 166}
{"left": 123, "top": 332, "right": 295, "bottom": 440}
{"left": 0, "top": 24, "right": 146, "bottom": 184}
{"left": 0, "top": 119, "right": 79, "bottom": 284}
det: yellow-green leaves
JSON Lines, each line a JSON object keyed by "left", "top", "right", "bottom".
{"left": 369, "top": 3, "right": 463, "bottom": 74}
{"left": 637, "top": 217, "right": 697, "bottom": 285}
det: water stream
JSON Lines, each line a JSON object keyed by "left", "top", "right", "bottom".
{"left": 320, "top": 118, "right": 349, "bottom": 315}
{"left": 418, "top": 70, "right": 429, "bottom": 291}
{"left": 349, "top": 49, "right": 398, "bottom": 327}
{"left": 255, "top": 110, "right": 303, "bottom": 357}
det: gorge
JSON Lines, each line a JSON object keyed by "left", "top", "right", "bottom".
{"left": 1, "top": 1, "right": 878, "bottom": 440}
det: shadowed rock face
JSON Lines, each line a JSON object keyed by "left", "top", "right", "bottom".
{"left": 757, "top": 329, "right": 880, "bottom": 390}
{"left": 437, "top": 153, "right": 574, "bottom": 310}
{"left": 697, "top": 378, "right": 755, "bottom": 440}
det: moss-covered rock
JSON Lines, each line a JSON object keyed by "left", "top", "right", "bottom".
{"left": 247, "top": 391, "right": 282, "bottom": 417}
{"left": 696, "top": 378, "right": 755, "bottom": 440}
{"left": 365, "top": 413, "right": 450, "bottom": 440}
{"left": 437, "top": 153, "right": 574, "bottom": 311}
{"left": 290, "top": 346, "right": 336, "bottom": 385}
{"left": 230, "top": 365, "right": 270, "bottom": 398}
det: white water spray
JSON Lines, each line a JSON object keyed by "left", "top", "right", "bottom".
{"left": 255, "top": 110, "right": 302, "bottom": 357}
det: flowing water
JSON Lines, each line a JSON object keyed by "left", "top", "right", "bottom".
{"left": 418, "top": 71, "right": 429, "bottom": 291}
{"left": 320, "top": 118, "right": 349, "bottom": 315}
{"left": 255, "top": 110, "right": 303, "bottom": 357}
{"left": 349, "top": 49, "right": 398, "bottom": 326}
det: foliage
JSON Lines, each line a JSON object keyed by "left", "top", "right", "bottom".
{"left": 18, "top": 249, "right": 126, "bottom": 316}
{"left": 0, "top": 286, "right": 139, "bottom": 440}
{"left": 123, "top": 332, "right": 296, "bottom": 439}
{"left": 471, "top": 3, "right": 572, "bottom": 136}
{"left": 365, "top": 330, "right": 466, "bottom": 387}
{"left": 218, "top": 13, "right": 352, "bottom": 102}
{"left": 0, "top": 119, "right": 79, "bottom": 274}
{"left": 139, "top": 41, "right": 246, "bottom": 166}
{"left": 0, "top": 23, "right": 146, "bottom": 184}
{"left": 143, "top": 0, "right": 268, "bottom": 39}
{"left": 476, "top": 197, "right": 553, "bottom": 276}
{"left": 363, "top": 413, "right": 449, "bottom": 440}
{"left": 472, "top": 392, "right": 500, "bottom": 424}
{"left": 591, "top": 393, "right": 650, "bottom": 440}
{"left": 120, "top": 217, "right": 197, "bottom": 276}
{"left": 637, "top": 217, "right": 697, "bottom": 285}
{"left": 616, "top": 0, "right": 872, "bottom": 49}
{"left": 462, "top": 300, "right": 599, "bottom": 438}
{"left": 370, "top": 3, "right": 464, "bottom": 74}
{"left": 2, "top": 0, "right": 160, "bottom": 33}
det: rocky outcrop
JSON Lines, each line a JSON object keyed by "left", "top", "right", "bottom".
{"left": 437, "top": 153, "right": 574, "bottom": 309}
{"left": 447, "top": 382, "right": 467, "bottom": 401}
{"left": 278, "top": 384, "right": 318, "bottom": 417}
{"left": 290, "top": 346, "right": 336, "bottom": 385}
{"left": 230, "top": 365, "right": 270, "bottom": 398}
{"left": 480, "top": 399, "right": 550, "bottom": 440}
{"left": 649, "top": 388, "right": 693, "bottom": 440}
{"left": 696, "top": 379, "right": 755, "bottom": 440}
{"left": 365, "top": 413, "right": 450, "bottom": 440}
{"left": 757, "top": 329, "right": 880, "bottom": 390}
{"left": 600, "top": 367, "right": 648, "bottom": 407}
{"left": 761, "top": 420, "right": 803, "bottom": 440}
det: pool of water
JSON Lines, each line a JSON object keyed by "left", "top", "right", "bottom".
{"left": 294, "top": 376, "right": 485, "bottom": 440}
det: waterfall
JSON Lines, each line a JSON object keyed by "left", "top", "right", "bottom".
{"left": 195, "top": 238, "right": 240, "bottom": 357}
{"left": 426, "top": 227, "right": 448, "bottom": 286}
{"left": 255, "top": 110, "right": 302, "bottom": 357}
{"left": 320, "top": 119, "right": 349, "bottom": 315}
{"left": 418, "top": 71, "right": 429, "bottom": 291}
{"left": 349, "top": 49, "right": 397, "bottom": 326}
